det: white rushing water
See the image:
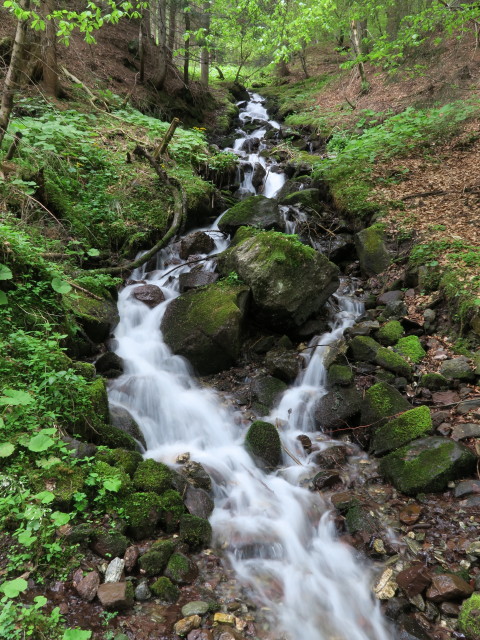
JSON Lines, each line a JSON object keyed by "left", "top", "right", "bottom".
{"left": 107, "top": 95, "right": 390, "bottom": 640}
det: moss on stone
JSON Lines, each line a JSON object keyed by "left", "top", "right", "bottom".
{"left": 139, "top": 541, "right": 175, "bottom": 576}
{"left": 355, "top": 224, "right": 390, "bottom": 277}
{"left": 92, "top": 530, "right": 130, "bottom": 559}
{"left": 133, "top": 459, "right": 173, "bottom": 494}
{"left": 72, "top": 361, "right": 96, "bottom": 380}
{"left": 218, "top": 195, "right": 280, "bottom": 234}
{"left": 164, "top": 552, "right": 198, "bottom": 584}
{"left": 124, "top": 492, "right": 162, "bottom": 540}
{"left": 65, "top": 290, "right": 119, "bottom": 343}
{"left": 345, "top": 502, "right": 378, "bottom": 535}
{"left": 95, "top": 448, "right": 143, "bottom": 477}
{"left": 150, "top": 577, "right": 180, "bottom": 602}
{"left": 361, "top": 382, "right": 411, "bottom": 429}
{"left": 377, "top": 321, "right": 404, "bottom": 346}
{"left": 458, "top": 592, "right": 480, "bottom": 640}
{"left": 281, "top": 189, "right": 322, "bottom": 212}
{"left": 158, "top": 489, "right": 186, "bottom": 533}
{"left": 418, "top": 373, "right": 449, "bottom": 390}
{"left": 36, "top": 465, "right": 85, "bottom": 509}
{"left": 349, "top": 335, "right": 380, "bottom": 362}
{"left": 375, "top": 347, "right": 412, "bottom": 379}
{"left": 394, "top": 336, "right": 426, "bottom": 364}
{"left": 371, "top": 406, "right": 433, "bottom": 456}
{"left": 327, "top": 364, "right": 354, "bottom": 387}
{"left": 87, "top": 378, "right": 110, "bottom": 424}
{"left": 179, "top": 514, "right": 212, "bottom": 551}
{"left": 374, "top": 370, "right": 396, "bottom": 385}
{"left": 245, "top": 420, "right": 282, "bottom": 470}
{"left": 95, "top": 423, "right": 138, "bottom": 451}
{"left": 93, "top": 460, "right": 133, "bottom": 495}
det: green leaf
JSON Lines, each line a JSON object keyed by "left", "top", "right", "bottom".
{"left": 34, "top": 490, "right": 55, "bottom": 504}
{"left": 27, "top": 433, "right": 55, "bottom": 452}
{"left": 33, "top": 595, "right": 47, "bottom": 608}
{"left": 103, "top": 477, "right": 122, "bottom": 492}
{"left": 0, "top": 264, "right": 13, "bottom": 280}
{"left": 51, "top": 511, "right": 71, "bottom": 527}
{"left": 18, "top": 530, "right": 37, "bottom": 546}
{"left": 36, "top": 456, "right": 62, "bottom": 469}
{"left": 51, "top": 278, "right": 72, "bottom": 294}
{"left": 0, "top": 577, "right": 28, "bottom": 598}
{"left": 62, "top": 629, "right": 92, "bottom": 640}
{"left": 0, "top": 442, "right": 15, "bottom": 458}
{"left": 87, "top": 248, "right": 100, "bottom": 257}
{"left": 0, "top": 292, "right": 7, "bottom": 305}
{"left": 0, "top": 389, "right": 34, "bottom": 406}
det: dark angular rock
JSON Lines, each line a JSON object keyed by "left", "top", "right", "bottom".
{"left": 97, "top": 582, "right": 134, "bottom": 610}
{"left": 109, "top": 405, "right": 146, "bottom": 450}
{"left": 454, "top": 479, "right": 480, "bottom": 498}
{"left": 396, "top": 564, "right": 431, "bottom": 598}
{"left": 265, "top": 347, "right": 300, "bottom": 383}
{"left": 377, "top": 291, "right": 404, "bottom": 305}
{"left": 251, "top": 375, "right": 287, "bottom": 409}
{"left": 179, "top": 271, "right": 219, "bottom": 293}
{"left": 245, "top": 420, "right": 282, "bottom": 470}
{"left": 314, "top": 387, "right": 362, "bottom": 432}
{"left": 180, "top": 232, "right": 215, "bottom": 260}
{"left": 95, "top": 352, "right": 124, "bottom": 378}
{"left": 184, "top": 486, "right": 214, "bottom": 519}
{"left": 218, "top": 195, "right": 282, "bottom": 235}
{"left": 451, "top": 423, "right": 480, "bottom": 440}
{"left": 74, "top": 571, "right": 100, "bottom": 602}
{"left": 456, "top": 398, "right": 480, "bottom": 415}
{"left": 133, "top": 284, "right": 165, "bottom": 308}
{"left": 426, "top": 574, "right": 473, "bottom": 602}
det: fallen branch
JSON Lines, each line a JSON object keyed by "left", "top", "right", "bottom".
{"left": 68, "top": 281, "right": 103, "bottom": 301}
{"left": 153, "top": 117, "right": 180, "bottom": 160}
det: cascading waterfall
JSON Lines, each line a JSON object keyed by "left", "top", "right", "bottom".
{"left": 108, "top": 94, "right": 390, "bottom": 640}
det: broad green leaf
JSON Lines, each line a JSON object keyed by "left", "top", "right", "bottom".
{"left": 0, "top": 389, "right": 33, "bottom": 406}
{"left": 0, "top": 293, "right": 6, "bottom": 306}
{"left": 87, "top": 248, "right": 100, "bottom": 257}
{"left": 51, "top": 278, "right": 72, "bottom": 294}
{"left": 51, "top": 511, "right": 71, "bottom": 527}
{"left": 34, "top": 490, "right": 55, "bottom": 504}
{"left": 33, "top": 595, "right": 47, "bottom": 608}
{"left": 27, "top": 433, "right": 55, "bottom": 452}
{"left": 0, "top": 264, "right": 12, "bottom": 280}
{"left": 36, "top": 456, "right": 62, "bottom": 469}
{"left": 62, "top": 629, "right": 92, "bottom": 640}
{"left": 0, "top": 442, "right": 15, "bottom": 458}
{"left": 0, "top": 577, "right": 28, "bottom": 598}
{"left": 18, "top": 530, "right": 37, "bottom": 546}
{"left": 103, "top": 477, "right": 122, "bottom": 492}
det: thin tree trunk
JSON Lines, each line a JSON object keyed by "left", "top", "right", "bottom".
{"left": 42, "top": 0, "right": 60, "bottom": 97}
{"left": 150, "top": 0, "right": 168, "bottom": 90}
{"left": 0, "top": 0, "right": 30, "bottom": 149}
{"left": 139, "top": 17, "right": 146, "bottom": 83}
{"left": 183, "top": 9, "right": 190, "bottom": 85}
{"left": 276, "top": 58, "right": 290, "bottom": 77}
{"left": 168, "top": 0, "right": 177, "bottom": 62}
{"left": 200, "top": 1, "right": 210, "bottom": 87}
{"left": 350, "top": 20, "right": 369, "bottom": 94}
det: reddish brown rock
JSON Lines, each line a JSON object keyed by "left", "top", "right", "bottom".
{"left": 396, "top": 564, "right": 431, "bottom": 598}
{"left": 399, "top": 504, "right": 422, "bottom": 525}
{"left": 97, "top": 582, "right": 133, "bottom": 610}
{"left": 187, "top": 631, "right": 213, "bottom": 640}
{"left": 75, "top": 571, "right": 100, "bottom": 602}
{"left": 426, "top": 574, "right": 473, "bottom": 602}
{"left": 133, "top": 284, "right": 165, "bottom": 308}
{"left": 124, "top": 545, "right": 139, "bottom": 572}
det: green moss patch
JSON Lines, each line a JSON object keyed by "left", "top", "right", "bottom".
{"left": 245, "top": 420, "right": 282, "bottom": 470}
{"left": 360, "top": 382, "right": 411, "bottom": 429}
{"left": 139, "top": 541, "right": 175, "bottom": 576}
{"left": 179, "top": 514, "right": 212, "bottom": 551}
{"left": 377, "top": 321, "right": 404, "bottom": 346}
{"left": 371, "top": 406, "right": 433, "bottom": 456}
{"left": 133, "top": 459, "right": 173, "bottom": 494}
{"left": 394, "top": 336, "right": 426, "bottom": 363}
{"left": 458, "top": 592, "right": 480, "bottom": 640}
{"left": 418, "top": 373, "right": 449, "bottom": 390}
{"left": 124, "top": 492, "right": 162, "bottom": 540}
{"left": 150, "top": 576, "right": 180, "bottom": 602}
{"left": 158, "top": 489, "right": 186, "bottom": 533}
{"left": 327, "top": 364, "right": 354, "bottom": 387}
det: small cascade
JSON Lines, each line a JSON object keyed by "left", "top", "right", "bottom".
{"left": 107, "top": 94, "right": 390, "bottom": 640}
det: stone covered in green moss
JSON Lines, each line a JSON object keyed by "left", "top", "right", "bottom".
{"left": 161, "top": 282, "right": 249, "bottom": 375}
{"left": 150, "top": 576, "right": 180, "bottom": 602}
{"left": 360, "top": 382, "right": 411, "bottom": 429}
{"left": 418, "top": 373, "right": 449, "bottom": 390}
{"left": 95, "top": 448, "right": 143, "bottom": 477}
{"left": 37, "top": 465, "right": 85, "bottom": 509}
{"left": 66, "top": 289, "right": 119, "bottom": 343}
{"left": 349, "top": 336, "right": 380, "bottom": 362}
{"left": 91, "top": 530, "right": 130, "bottom": 559}
{"left": 245, "top": 420, "right": 282, "bottom": 470}
{"left": 94, "top": 424, "right": 138, "bottom": 451}
{"left": 218, "top": 195, "right": 281, "bottom": 235}
{"left": 354, "top": 224, "right": 390, "bottom": 277}
{"left": 179, "top": 514, "right": 212, "bottom": 551}
{"left": 139, "top": 541, "right": 175, "bottom": 576}
{"left": 458, "top": 592, "right": 480, "bottom": 639}
{"left": 371, "top": 406, "right": 433, "bottom": 456}
{"left": 377, "top": 321, "right": 404, "bottom": 346}
{"left": 158, "top": 489, "right": 186, "bottom": 533}
{"left": 133, "top": 459, "right": 173, "bottom": 494}
{"left": 375, "top": 347, "right": 412, "bottom": 379}
{"left": 345, "top": 502, "right": 379, "bottom": 535}
{"left": 124, "top": 492, "right": 162, "bottom": 540}
{"left": 94, "top": 460, "right": 133, "bottom": 495}
{"left": 251, "top": 375, "right": 287, "bottom": 410}
{"left": 394, "top": 336, "right": 426, "bottom": 364}
{"left": 281, "top": 189, "right": 322, "bottom": 212}
{"left": 379, "top": 436, "right": 476, "bottom": 495}
{"left": 72, "top": 361, "right": 96, "bottom": 380}
{"left": 164, "top": 552, "right": 199, "bottom": 584}
{"left": 327, "top": 364, "right": 354, "bottom": 387}
{"left": 217, "top": 228, "right": 339, "bottom": 331}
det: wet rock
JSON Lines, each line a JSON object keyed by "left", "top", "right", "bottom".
{"left": 67, "top": 290, "right": 119, "bottom": 343}
{"left": 314, "top": 386, "right": 362, "bottom": 432}
{"left": 355, "top": 225, "right": 391, "bottom": 277}
{"left": 396, "top": 564, "right": 431, "bottom": 598}
{"left": 184, "top": 486, "right": 214, "bottom": 519}
{"left": 374, "top": 568, "right": 397, "bottom": 599}
{"left": 454, "top": 480, "right": 480, "bottom": 498}
{"left": 265, "top": 347, "right": 300, "bottom": 383}
{"left": 104, "top": 558, "right": 125, "bottom": 583}
{"left": 217, "top": 228, "right": 339, "bottom": 331}
{"left": 161, "top": 283, "right": 249, "bottom": 375}
{"left": 311, "top": 470, "right": 342, "bottom": 490}
{"left": 385, "top": 597, "right": 411, "bottom": 621}
{"left": 218, "top": 195, "right": 282, "bottom": 235}
{"left": 92, "top": 530, "right": 130, "bottom": 559}
{"left": 187, "top": 631, "right": 213, "bottom": 640}
{"left": 396, "top": 614, "right": 431, "bottom": 640}
{"left": 214, "top": 613, "right": 235, "bottom": 625}
{"left": 124, "top": 545, "right": 139, "bottom": 572}
{"left": 175, "top": 616, "right": 201, "bottom": 637}
{"left": 182, "top": 601, "right": 210, "bottom": 617}
{"left": 134, "top": 579, "right": 151, "bottom": 601}
{"left": 360, "top": 382, "right": 411, "bottom": 430}
{"left": 439, "top": 601, "right": 460, "bottom": 616}
{"left": 180, "top": 232, "right": 215, "bottom": 260}
{"left": 327, "top": 364, "right": 354, "bottom": 387}
{"left": 165, "top": 552, "right": 199, "bottom": 584}
{"left": 74, "top": 571, "right": 100, "bottom": 602}
{"left": 349, "top": 336, "right": 412, "bottom": 378}
{"left": 451, "top": 423, "right": 480, "bottom": 440}
{"left": 381, "top": 300, "right": 408, "bottom": 321}
{"left": 179, "top": 271, "right": 219, "bottom": 293}
{"left": 181, "top": 461, "right": 212, "bottom": 491}
{"left": 95, "top": 352, "right": 124, "bottom": 378}
{"left": 311, "top": 445, "right": 348, "bottom": 468}
{"left": 346, "top": 320, "right": 381, "bottom": 338}
{"left": 399, "top": 504, "right": 422, "bottom": 525}
{"left": 251, "top": 163, "right": 266, "bottom": 189}
{"left": 426, "top": 574, "right": 473, "bottom": 602}
{"left": 61, "top": 436, "right": 97, "bottom": 459}
{"left": 440, "top": 357, "right": 475, "bottom": 382}
{"left": 457, "top": 398, "right": 480, "bottom": 415}
{"left": 379, "top": 437, "right": 476, "bottom": 495}
{"left": 297, "top": 434, "right": 312, "bottom": 452}
{"left": 133, "top": 284, "right": 165, "bottom": 308}
{"left": 377, "top": 291, "right": 404, "bottom": 305}
{"left": 109, "top": 405, "right": 146, "bottom": 450}
{"left": 251, "top": 375, "right": 287, "bottom": 409}
{"left": 370, "top": 406, "right": 432, "bottom": 456}
{"left": 245, "top": 420, "right": 282, "bottom": 470}
{"left": 97, "top": 582, "right": 134, "bottom": 610}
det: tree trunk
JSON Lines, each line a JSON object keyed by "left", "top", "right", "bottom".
{"left": 150, "top": 0, "right": 168, "bottom": 90}
{"left": 0, "top": 0, "right": 30, "bottom": 149}
{"left": 350, "top": 20, "right": 369, "bottom": 94}
{"left": 386, "top": 0, "right": 410, "bottom": 39}
{"left": 199, "top": 1, "right": 210, "bottom": 87}
{"left": 42, "top": 0, "right": 60, "bottom": 97}
{"left": 276, "top": 58, "right": 290, "bottom": 77}
{"left": 168, "top": 0, "right": 177, "bottom": 62}
{"left": 183, "top": 8, "right": 190, "bottom": 85}
{"left": 139, "top": 16, "right": 146, "bottom": 83}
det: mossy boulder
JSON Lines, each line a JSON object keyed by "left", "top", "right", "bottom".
{"left": 95, "top": 448, "right": 143, "bottom": 477}
{"left": 91, "top": 530, "right": 130, "bottom": 559}
{"left": 37, "top": 465, "right": 85, "bottom": 509}
{"left": 377, "top": 321, "right": 405, "bottom": 346}
{"left": 139, "top": 541, "right": 175, "bottom": 576}
{"left": 124, "top": 492, "right": 162, "bottom": 540}
{"left": 245, "top": 420, "right": 282, "bottom": 470}
{"left": 133, "top": 459, "right": 173, "bottom": 494}
{"left": 418, "top": 373, "right": 449, "bottom": 390}
{"left": 440, "top": 358, "right": 475, "bottom": 382}
{"left": 150, "top": 577, "right": 180, "bottom": 602}
{"left": 355, "top": 224, "right": 391, "bottom": 277}
{"left": 371, "top": 406, "right": 433, "bottom": 456}
{"left": 349, "top": 336, "right": 412, "bottom": 378}
{"left": 360, "top": 382, "right": 411, "bottom": 430}
{"left": 458, "top": 592, "right": 480, "bottom": 639}
{"left": 109, "top": 405, "right": 146, "bottom": 450}
{"left": 280, "top": 188, "right": 322, "bottom": 212}
{"left": 349, "top": 335, "right": 381, "bottom": 362}
{"left": 66, "top": 290, "right": 119, "bottom": 343}
{"left": 217, "top": 229, "right": 339, "bottom": 331}
{"left": 161, "top": 282, "right": 249, "bottom": 375}
{"left": 345, "top": 501, "right": 379, "bottom": 535}
{"left": 218, "top": 195, "right": 282, "bottom": 235}
{"left": 164, "top": 552, "right": 199, "bottom": 585}
{"left": 93, "top": 461, "right": 133, "bottom": 495}
{"left": 327, "top": 364, "right": 354, "bottom": 387}
{"left": 265, "top": 347, "right": 300, "bottom": 383}
{"left": 379, "top": 437, "right": 476, "bottom": 495}
{"left": 314, "top": 387, "right": 362, "bottom": 432}
{"left": 93, "top": 424, "right": 138, "bottom": 451}
{"left": 251, "top": 375, "right": 287, "bottom": 410}
{"left": 179, "top": 515, "right": 212, "bottom": 551}
{"left": 158, "top": 489, "right": 186, "bottom": 533}
{"left": 394, "top": 336, "right": 426, "bottom": 364}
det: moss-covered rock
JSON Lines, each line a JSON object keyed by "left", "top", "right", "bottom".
{"left": 327, "top": 364, "right": 354, "bottom": 387}
{"left": 371, "top": 406, "right": 433, "bottom": 456}
{"left": 133, "top": 459, "right": 173, "bottom": 494}
{"left": 93, "top": 460, "right": 133, "bottom": 495}
{"left": 161, "top": 282, "right": 249, "bottom": 375}
{"left": 95, "top": 448, "right": 143, "bottom": 477}
{"left": 217, "top": 228, "right": 339, "bottom": 331}
{"left": 440, "top": 358, "right": 475, "bottom": 382}
{"left": 418, "top": 373, "right": 449, "bottom": 390}
{"left": 158, "top": 489, "right": 186, "bottom": 533}
{"left": 91, "top": 530, "right": 130, "bottom": 559}
{"left": 377, "top": 321, "right": 405, "bottom": 346}
{"left": 251, "top": 375, "right": 287, "bottom": 410}
{"left": 124, "top": 492, "right": 162, "bottom": 540}
{"left": 94, "top": 424, "right": 138, "bottom": 451}
{"left": 218, "top": 195, "right": 282, "bottom": 235}
{"left": 66, "top": 290, "right": 119, "bottom": 343}
{"left": 150, "top": 577, "right": 180, "bottom": 602}
{"left": 179, "top": 515, "right": 212, "bottom": 551}
{"left": 281, "top": 188, "right": 322, "bottom": 212}
{"left": 354, "top": 224, "right": 391, "bottom": 277}
{"left": 72, "top": 361, "right": 96, "bottom": 380}
{"left": 375, "top": 347, "right": 412, "bottom": 379}
{"left": 139, "top": 541, "right": 175, "bottom": 576}
{"left": 37, "top": 465, "right": 85, "bottom": 509}
{"left": 345, "top": 501, "right": 379, "bottom": 535}
{"left": 349, "top": 336, "right": 381, "bottom": 362}
{"left": 245, "top": 420, "right": 282, "bottom": 470}
{"left": 458, "top": 592, "right": 480, "bottom": 639}
{"left": 109, "top": 405, "right": 147, "bottom": 449}
{"left": 164, "top": 552, "right": 199, "bottom": 585}
{"left": 379, "top": 437, "right": 476, "bottom": 495}
{"left": 314, "top": 387, "right": 362, "bottom": 432}
{"left": 394, "top": 336, "right": 426, "bottom": 364}
{"left": 360, "top": 382, "right": 411, "bottom": 429}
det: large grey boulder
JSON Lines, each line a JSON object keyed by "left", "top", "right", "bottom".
{"left": 355, "top": 224, "right": 391, "bottom": 277}
{"left": 314, "top": 386, "right": 362, "bottom": 432}
{"left": 218, "top": 228, "right": 339, "bottom": 331}
{"left": 218, "top": 195, "right": 283, "bottom": 235}
{"left": 109, "top": 405, "right": 147, "bottom": 450}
